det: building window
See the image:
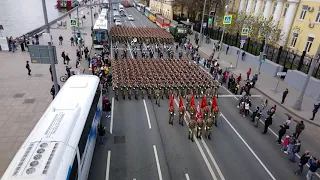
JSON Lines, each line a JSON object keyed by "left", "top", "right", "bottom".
{"left": 290, "top": 33, "right": 299, "bottom": 47}
{"left": 272, "top": 2, "right": 277, "bottom": 14}
{"left": 282, "top": 3, "right": 289, "bottom": 17}
{"left": 305, "top": 36, "right": 314, "bottom": 52}
{"left": 299, "top": 5, "right": 308, "bottom": 20}
{"left": 316, "top": 8, "right": 320, "bottom": 22}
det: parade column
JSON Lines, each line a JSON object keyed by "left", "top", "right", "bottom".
{"left": 246, "top": 0, "right": 254, "bottom": 15}
{"left": 279, "top": 0, "right": 300, "bottom": 46}
{"left": 273, "top": 0, "right": 285, "bottom": 24}
{"left": 254, "top": 0, "right": 262, "bottom": 17}
{"left": 238, "top": 0, "right": 246, "bottom": 13}
{"left": 263, "top": 0, "right": 272, "bottom": 19}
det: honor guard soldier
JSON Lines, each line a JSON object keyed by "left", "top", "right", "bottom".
{"left": 203, "top": 106, "right": 209, "bottom": 120}
{"left": 178, "top": 105, "right": 185, "bottom": 126}
{"left": 134, "top": 84, "right": 139, "bottom": 100}
{"left": 205, "top": 116, "right": 214, "bottom": 139}
{"left": 189, "top": 106, "right": 196, "bottom": 120}
{"left": 155, "top": 87, "right": 161, "bottom": 107}
{"left": 205, "top": 85, "right": 212, "bottom": 99}
{"left": 197, "top": 118, "right": 204, "bottom": 139}
{"left": 169, "top": 106, "right": 174, "bottom": 125}
{"left": 147, "top": 84, "right": 152, "bottom": 99}
{"left": 128, "top": 84, "right": 132, "bottom": 100}
{"left": 140, "top": 84, "right": 145, "bottom": 99}
{"left": 212, "top": 106, "right": 219, "bottom": 127}
{"left": 160, "top": 85, "right": 164, "bottom": 99}
{"left": 188, "top": 119, "right": 197, "bottom": 142}
{"left": 113, "top": 84, "right": 119, "bottom": 101}
{"left": 121, "top": 84, "right": 126, "bottom": 100}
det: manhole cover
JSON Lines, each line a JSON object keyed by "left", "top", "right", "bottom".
{"left": 114, "top": 136, "right": 125, "bottom": 144}
{"left": 13, "top": 93, "right": 25, "bottom": 98}
{"left": 34, "top": 74, "right": 43, "bottom": 77}
{"left": 23, "top": 99, "right": 35, "bottom": 104}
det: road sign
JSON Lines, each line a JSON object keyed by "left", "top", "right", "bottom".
{"left": 70, "top": 18, "right": 78, "bottom": 27}
{"left": 203, "top": 22, "right": 207, "bottom": 28}
{"left": 28, "top": 45, "right": 58, "bottom": 64}
{"left": 276, "top": 72, "right": 287, "bottom": 76}
{"left": 241, "top": 28, "right": 249, "bottom": 36}
{"left": 223, "top": 15, "right": 232, "bottom": 25}
{"left": 241, "top": 36, "right": 247, "bottom": 41}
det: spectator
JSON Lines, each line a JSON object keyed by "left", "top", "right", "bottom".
{"left": 262, "top": 115, "right": 272, "bottom": 134}
{"left": 246, "top": 68, "right": 251, "bottom": 81}
{"left": 242, "top": 51, "right": 246, "bottom": 60}
{"left": 251, "top": 74, "right": 258, "bottom": 88}
{"left": 50, "top": 84, "right": 61, "bottom": 100}
{"left": 294, "top": 150, "right": 310, "bottom": 175}
{"left": 281, "top": 135, "right": 290, "bottom": 151}
{"left": 306, "top": 156, "right": 320, "bottom": 180}
{"left": 294, "top": 121, "right": 305, "bottom": 139}
{"left": 310, "top": 103, "right": 320, "bottom": 120}
{"left": 277, "top": 124, "right": 287, "bottom": 145}
{"left": 285, "top": 135, "right": 296, "bottom": 154}
{"left": 289, "top": 140, "right": 301, "bottom": 163}
{"left": 281, "top": 88, "right": 289, "bottom": 104}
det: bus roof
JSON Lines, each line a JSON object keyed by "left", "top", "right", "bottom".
{"left": 145, "top": 7, "right": 151, "bottom": 11}
{"left": 1, "top": 75, "right": 100, "bottom": 180}
{"left": 93, "top": 18, "right": 108, "bottom": 30}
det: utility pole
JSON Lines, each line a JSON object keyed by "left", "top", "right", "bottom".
{"left": 216, "top": 0, "right": 232, "bottom": 60}
{"left": 41, "top": 0, "right": 59, "bottom": 95}
{"left": 76, "top": 6, "right": 82, "bottom": 53}
{"left": 199, "top": 0, "right": 207, "bottom": 47}
{"left": 293, "top": 58, "right": 317, "bottom": 110}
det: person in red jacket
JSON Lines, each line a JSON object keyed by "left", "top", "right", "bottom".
{"left": 247, "top": 68, "right": 251, "bottom": 81}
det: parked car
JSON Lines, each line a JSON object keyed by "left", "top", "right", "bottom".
{"left": 115, "top": 19, "right": 123, "bottom": 26}
{"left": 128, "top": 15, "right": 134, "bottom": 21}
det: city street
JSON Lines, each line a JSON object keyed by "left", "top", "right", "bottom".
{"left": 88, "top": 6, "right": 320, "bottom": 180}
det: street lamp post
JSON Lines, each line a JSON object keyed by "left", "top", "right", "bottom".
{"left": 293, "top": 58, "right": 317, "bottom": 110}
{"left": 199, "top": 0, "right": 207, "bottom": 47}
{"left": 90, "top": 0, "right": 94, "bottom": 29}
{"left": 41, "top": 0, "right": 59, "bottom": 95}
{"left": 216, "top": 0, "right": 232, "bottom": 60}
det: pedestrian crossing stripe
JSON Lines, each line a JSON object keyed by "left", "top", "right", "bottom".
{"left": 70, "top": 18, "right": 78, "bottom": 27}
{"left": 223, "top": 15, "right": 232, "bottom": 25}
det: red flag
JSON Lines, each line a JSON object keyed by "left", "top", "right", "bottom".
{"left": 211, "top": 97, "right": 218, "bottom": 111}
{"left": 196, "top": 103, "right": 203, "bottom": 120}
{"left": 190, "top": 93, "right": 195, "bottom": 107}
{"left": 179, "top": 96, "right": 184, "bottom": 108}
{"left": 169, "top": 93, "right": 174, "bottom": 109}
{"left": 200, "top": 95, "right": 208, "bottom": 108}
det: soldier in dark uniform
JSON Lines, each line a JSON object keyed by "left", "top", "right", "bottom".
{"left": 140, "top": 84, "right": 145, "bottom": 99}
{"left": 155, "top": 87, "right": 160, "bottom": 107}
{"left": 134, "top": 84, "right": 139, "bottom": 100}
{"left": 147, "top": 84, "right": 152, "bottom": 99}
{"left": 188, "top": 119, "right": 197, "bottom": 142}
{"left": 178, "top": 105, "right": 185, "bottom": 126}
{"left": 169, "top": 106, "right": 174, "bottom": 125}
{"left": 113, "top": 83, "right": 119, "bottom": 101}
{"left": 121, "top": 83, "right": 126, "bottom": 100}
{"left": 160, "top": 85, "right": 164, "bottom": 99}
{"left": 128, "top": 84, "right": 132, "bottom": 100}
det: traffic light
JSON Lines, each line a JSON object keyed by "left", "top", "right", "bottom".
{"left": 208, "top": 11, "right": 215, "bottom": 28}
{"left": 77, "top": 32, "right": 81, "bottom": 41}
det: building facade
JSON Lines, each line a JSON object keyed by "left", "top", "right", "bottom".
{"left": 149, "top": 0, "right": 173, "bottom": 20}
{"left": 236, "top": 0, "right": 320, "bottom": 56}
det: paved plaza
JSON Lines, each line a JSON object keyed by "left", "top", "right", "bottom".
{"left": 0, "top": 6, "right": 94, "bottom": 176}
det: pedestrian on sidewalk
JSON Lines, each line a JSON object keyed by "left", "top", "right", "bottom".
{"left": 61, "top": 51, "right": 66, "bottom": 64}
{"left": 251, "top": 73, "right": 258, "bottom": 88}
{"left": 277, "top": 124, "right": 287, "bottom": 144}
{"left": 226, "top": 46, "right": 229, "bottom": 55}
{"left": 98, "top": 124, "right": 106, "bottom": 146}
{"left": 26, "top": 61, "right": 31, "bottom": 76}
{"left": 294, "top": 121, "right": 305, "bottom": 139}
{"left": 310, "top": 103, "right": 320, "bottom": 120}
{"left": 65, "top": 54, "right": 70, "bottom": 65}
{"left": 59, "top": 35, "right": 63, "bottom": 45}
{"left": 50, "top": 84, "right": 61, "bottom": 99}
{"left": 281, "top": 88, "right": 289, "bottom": 104}
{"left": 289, "top": 140, "right": 301, "bottom": 162}
{"left": 294, "top": 150, "right": 310, "bottom": 175}
{"left": 70, "top": 36, "right": 75, "bottom": 46}
{"left": 306, "top": 156, "right": 320, "bottom": 180}
{"left": 20, "top": 39, "right": 25, "bottom": 51}
{"left": 246, "top": 68, "right": 251, "bottom": 81}
{"left": 49, "top": 65, "right": 53, "bottom": 81}
{"left": 84, "top": 47, "right": 89, "bottom": 59}
{"left": 242, "top": 52, "right": 246, "bottom": 60}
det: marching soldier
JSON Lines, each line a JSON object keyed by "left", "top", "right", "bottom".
{"left": 114, "top": 85, "right": 119, "bottom": 101}
{"left": 160, "top": 85, "right": 164, "bottom": 99}
{"left": 140, "top": 84, "right": 145, "bottom": 99}
{"left": 197, "top": 118, "right": 204, "bottom": 139}
{"left": 189, "top": 106, "right": 196, "bottom": 120}
{"left": 121, "top": 84, "right": 126, "bottom": 100}
{"left": 213, "top": 85, "right": 220, "bottom": 98}
{"left": 169, "top": 106, "right": 174, "bottom": 125}
{"left": 205, "top": 85, "right": 212, "bottom": 99}
{"left": 203, "top": 106, "right": 209, "bottom": 121}
{"left": 147, "top": 84, "right": 152, "bottom": 99}
{"left": 205, "top": 116, "right": 214, "bottom": 139}
{"left": 178, "top": 104, "right": 185, "bottom": 126}
{"left": 212, "top": 106, "right": 219, "bottom": 127}
{"left": 134, "top": 84, "right": 139, "bottom": 100}
{"left": 128, "top": 85, "right": 132, "bottom": 100}
{"left": 155, "top": 87, "right": 161, "bottom": 107}
{"left": 188, "top": 119, "right": 197, "bottom": 142}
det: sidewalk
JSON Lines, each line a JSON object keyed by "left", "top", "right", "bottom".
{"left": 187, "top": 34, "right": 320, "bottom": 127}
{"left": 0, "top": 6, "right": 95, "bottom": 177}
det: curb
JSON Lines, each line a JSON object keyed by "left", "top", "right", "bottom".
{"left": 196, "top": 46, "right": 320, "bottom": 128}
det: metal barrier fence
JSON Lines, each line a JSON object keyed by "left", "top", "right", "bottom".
{"left": 193, "top": 24, "right": 320, "bottom": 79}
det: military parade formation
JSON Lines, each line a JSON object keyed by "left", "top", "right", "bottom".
{"left": 111, "top": 58, "right": 221, "bottom": 141}
{"left": 110, "top": 27, "right": 174, "bottom": 44}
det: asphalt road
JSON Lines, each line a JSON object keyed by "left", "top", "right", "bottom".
{"left": 88, "top": 5, "right": 320, "bottom": 180}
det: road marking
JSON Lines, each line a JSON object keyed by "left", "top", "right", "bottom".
{"left": 143, "top": 99, "right": 152, "bottom": 129}
{"left": 153, "top": 145, "right": 163, "bottom": 180}
{"left": 219, "top": 113, "right": 276, "bottom": 180}
{"left": 105, "top": 150, "right": 111, "bottom": 180}
{"left": 110, "top": 97, "right": 114, "bottom": 134}
{"left": 185, "top": 174, "right": 190, "bottom": 180}
{"left": 133, "top": 179, "right": 136, "bottom": 180}
{"left": 174, "top": 99, "right": 218, "bottom": 180}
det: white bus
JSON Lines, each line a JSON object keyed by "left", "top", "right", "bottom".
{"left": 1, "top": 75, "right": 102, "bottom": 180}
{"left": 99, "top": 8, "right": 108, "bottom": 20}
{"left": 92, "top": 18, "right": 109, "bottom": 49}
